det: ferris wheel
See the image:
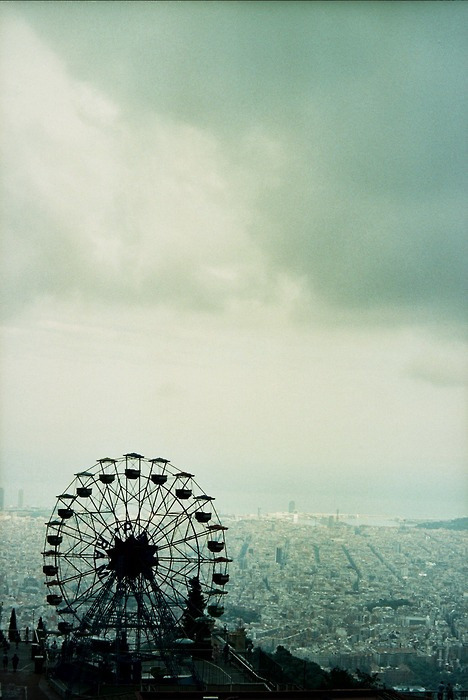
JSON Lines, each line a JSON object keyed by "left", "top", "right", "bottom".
{"left": 42, "top": 453, "right": 229, "bottom": 663}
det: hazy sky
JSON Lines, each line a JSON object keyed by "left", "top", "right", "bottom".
{"left": 1, "top": 1, "right": 467, "bottom": 518}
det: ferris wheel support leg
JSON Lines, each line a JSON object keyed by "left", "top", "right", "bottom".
{"left": 78, "top": 574, "right": 116, "bottom": 637}
{"left": 130, "top": 576, "right": 182, "bottom": 680}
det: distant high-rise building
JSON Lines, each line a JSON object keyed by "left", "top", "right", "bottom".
{"left": 18, "top": 489, "right": 24, "bottom": 508}
{"left": 288, "top": 500, "right": 295, "bottom": 513}
{"left": 275, "top": 547, "right": 283, "bottom": 566}
{"left": 0, "top": 487, "right": 4, "bottom": 511}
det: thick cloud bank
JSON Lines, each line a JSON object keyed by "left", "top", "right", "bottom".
{"left": 1, "top": 3, "right": 466, "bottom": 518}
{"left": 2, "top": 3, "right": 467, "bottom": 326}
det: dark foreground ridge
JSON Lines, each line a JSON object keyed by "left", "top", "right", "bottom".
{"left": 0, "top": 635, "right": 407, "bottom": 700}
{"left": 138, "top": 690, "right": 404, "bottom": 700}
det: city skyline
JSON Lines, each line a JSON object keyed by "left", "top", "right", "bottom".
{"left": 1, "top": 510, "right": 466, "bottom": 691}
{"left": 1, "top": 2, "right": 467, "bottom": 521}
{"left": 0, "top": 481, "right": 465, "bottom": 523}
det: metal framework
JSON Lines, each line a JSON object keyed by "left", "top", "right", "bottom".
{"left": 43, "top": 453, "right": 229, "bottom": 677}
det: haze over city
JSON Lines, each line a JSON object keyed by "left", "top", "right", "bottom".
{"left": 1, "top": 2, "right": 466, "bottom": 519}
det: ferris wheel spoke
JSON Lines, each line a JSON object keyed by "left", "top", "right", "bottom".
{"left": 157, "top": 555, "right": 200, "bottom": 563}
{"left": 181, "top": 498, "right": 203, "bottom": 518}
{"left": 72, "top": 571, "right": 101, "bottom": 601}
{"left": 156, "top": 557, "right": 198, "bottom": 578}
{"left": 157, "top": 545, "right": 198, "bottom": 567}
{"left": 77, "top": 490, "right": 112, "bottom": 531}
{"left": 78, "top": 573, "right": 117, "bottom": 634}
{"left": 143, "top": 574, "right": 180, "bottom": 626}
{"left": 129, "top": 578, "right": 157, "bottom": 627}
{"left": 56, "top": 554, "right": 93, "bottom": 580}
{"left": 169, "top": 558, "right": 201, "bottom": 582}
{"left": 71, "top": 571, "right": 110, "bottom": 609}
{"left": 151, "top": 515, "right": 187, "bottom": 546}
{"left": 157, "top": 486, "right": 181, "bottom": 523}
{"left": 160, "top": 542, "right": 200, "bottom": 567}
{"left": 109, "top": 473, "right": 128, "bottom": 523}
{"left": 74, "top": 493, "right": 114, "bottom": 521}
{"left": 136, "top": 476, "right": 152, "bottom": 525}
{"left": 121, "top": 467, "right": 130, "bottom": 522}
{"left": 132, "top": 480, "right": 147, "bottom": 526}
{"left": 156, "top": 582, "right": 184, "bottom": 609}
{"left": 155, "top": 531, "right": 194, "bottom": 551}
{"left": 164, "top": 534, "right": 200, "bottom": 557}
{"left": 94, "top": 477, "right": 123, "bottom": 516}
{"left": 51, "top": 536, "right": 92, "bottom": 559}
{"left": 156, "top": 561, "right": 201, "bottom": 596}
{"left": 74, "top": 509, "right": 115, "bottom": 540}
{"left": 52, "top": 566, "right": 99, "bottom": 588}
{"left": 61, "top": 549, "right": 99, "bottom": 576}
{"left": 53, "top": 552, "right": 99, "bottom": 560}
{"left": 173, "top": 544, "right": 200, "bottom": 566}
{"left": 149, "top": 487, "right": 173, "bottom": 520}
{"left": 159, "top": 571, "right": 200, "bottom": 600}
{"left": 56, "top": 543, "right": 95, "bottom": 570}
{"left": 58, "top": 521, "right": 103, "bottom": 549}
{"left": 145, "top": 495, "right": 172, "bottom": 534}
{"left": 154, "top": 516, "right": 199, "bottom": 547}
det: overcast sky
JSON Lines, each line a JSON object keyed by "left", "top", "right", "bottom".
{"left": 1, "top": 1, "right": 466, "bottom": 519}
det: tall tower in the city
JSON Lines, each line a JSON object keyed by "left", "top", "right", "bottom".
{"left": 276, "top": 547, "right": 284, "bottom": 566}
{"left": 288, "top": 500, "right": 295, "bottom": 513}
{"left": 0, "top": 487, "right": 4, "bottom": 511}
{"left": 18, "top": 489, "right": 24, "bottom": 509}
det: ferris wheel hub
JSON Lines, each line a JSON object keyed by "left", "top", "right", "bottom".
{"left": 106, "top": 532, "right": 158, "bottom": 580}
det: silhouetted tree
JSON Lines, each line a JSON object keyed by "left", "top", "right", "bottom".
{"left": 355, "top": 669, "right": 381, "bottom": 688}
{"left": 181, "top": 577, "right": 206, "bottom": 638}
{"left": 181, "top": 577, "right": 212, "bottom": 659}
{"left": 273, "top": 646, "right": 328, "bottom": 689}
{"left": 266, "top": 646, "right": 381, "bottom": 690}
{"left": 8, "top": 608, "right": 18, "bottom": 642}
{"left": 326, "top": 666, "right": 359, "bottom": 689}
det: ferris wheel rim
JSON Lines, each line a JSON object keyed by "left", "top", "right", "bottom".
{"left": 43, "top": 454, "right": 229, "bottom": 651}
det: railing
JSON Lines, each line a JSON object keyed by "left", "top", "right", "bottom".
{"left": 228, "top": 646, "right": 276, "bottom": 691}
{"left": 190, "top": 658, "right": 233, "bottom": 687}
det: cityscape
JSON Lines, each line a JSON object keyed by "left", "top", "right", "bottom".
{"left": 1, "top": 493, "right": 466, "bottom": 693}
{"left": 224, "top": 508, "right": 467, "bottom": 690}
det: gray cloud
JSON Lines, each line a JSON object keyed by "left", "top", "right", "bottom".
{"left": 406, "top": 351, "right": 468, "bottom": 387}
{"left": 255, "top": 157, "right": 467, "bottom": 321}
{"left": 2, "top": 2, "right": 467, "bottom": 327}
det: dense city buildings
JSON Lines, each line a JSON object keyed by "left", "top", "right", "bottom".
{"left": 0, "top": 510, "right": 466, "bottom": 691}
{"left": 223, "top": 512, "right": 467, "bottom": 689}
